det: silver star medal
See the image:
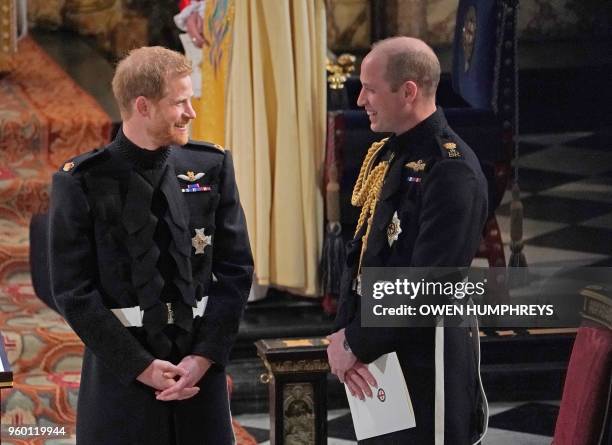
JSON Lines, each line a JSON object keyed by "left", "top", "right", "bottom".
{"left": 192, "top": 228, "right": 211, "bottom": 254}
{"left": 387, "top": 211, "right": 402, "bottom": 247}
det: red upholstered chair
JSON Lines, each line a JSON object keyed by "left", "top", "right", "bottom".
{"left": 553, "top": 286, "right": 612, "bottom": 445}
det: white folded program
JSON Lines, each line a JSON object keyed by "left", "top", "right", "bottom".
{"left": 111, "top": 297, "right": 208, "bottom": 328}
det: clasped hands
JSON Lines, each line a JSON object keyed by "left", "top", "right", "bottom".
{"left": 327, "top": 329, "right": 378, "bottom": 400}
{"left": 137, "top": 354, "right": 212, "bottom": 401}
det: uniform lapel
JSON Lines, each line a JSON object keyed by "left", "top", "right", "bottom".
{"left": 159, "top": 162, "right": 190, "bottom": 246}
{"left": 362, "top": 150, "right": 407, "bottom": 262}
{"left": 159, "top": 160, "right": 196, "bottom": 308}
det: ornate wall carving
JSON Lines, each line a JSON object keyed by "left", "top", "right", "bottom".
{"left": 326, "top": 0, "right": 609, "bottom": 51}
{"left": 326, "top": 0, "right": 371, "bottom": 51}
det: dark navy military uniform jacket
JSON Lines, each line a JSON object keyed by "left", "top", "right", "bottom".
{"left": 334, "top": 109, "right": 489, "bottom": 445}
{"left": 49, "top": 129, "right": 253, "bottom": 445}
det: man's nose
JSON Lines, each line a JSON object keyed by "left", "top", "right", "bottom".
{"left": 185, "top": 100, "right": 197, "bottom": 120}
{"left": 357, "top": 88, "right": 366, "bottom": 107}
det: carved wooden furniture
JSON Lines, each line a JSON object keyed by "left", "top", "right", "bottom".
{"left": 255, "top": 338, "right": 330, "bottom": 445}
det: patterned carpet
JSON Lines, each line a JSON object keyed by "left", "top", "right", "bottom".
{"left": 0, "top": 36, "right": 107, "bottom": 442}
{"left": 0, "top": 280, "right": 81, "bottom": 440}
{"left": 0, "top": 36, "right": 111, "bottom": 282}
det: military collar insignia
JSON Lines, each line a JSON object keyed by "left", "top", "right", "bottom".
{"left": 407, "top": 176, "right": 422, "bottom": 183}
{"left": 62, "top": 161, "right": 75, "bottom": 172}
{"left": 178, "top": 171, "right": 205, "bottom": 182}
{"left": 405, "top": 159, "right": 426, "bottom": 172}
{"left": 442, "top": 141, "right": 461, "bottom": 158}
{"left": 192, "top": 228, "right": 211, "bottom": 254}
{"left": 387, "top": 211, "right": 402, "bottom": 247}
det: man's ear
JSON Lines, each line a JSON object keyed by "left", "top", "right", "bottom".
{"left": 403, "top": 81, "right": 418, "bottom": 103}
{"left": 134, "top": 96, "right": 150, "bottom": 117}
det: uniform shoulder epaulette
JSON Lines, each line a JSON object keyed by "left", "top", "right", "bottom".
{"left": 184, "top": 140, "right": 225, "bottom": 152}
{"left": 436, "top": 135, "right": 462, "bottom": 159}
{"left": 59, "top": 148, "right": 109, "bottom": 175}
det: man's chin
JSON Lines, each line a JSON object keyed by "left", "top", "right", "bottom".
{"left": 173, "top": 133, "right": 190, "bottom": 146}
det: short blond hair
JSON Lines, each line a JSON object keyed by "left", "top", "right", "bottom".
{"left": 112, "top": 46, "right": 192, "bottom": 116}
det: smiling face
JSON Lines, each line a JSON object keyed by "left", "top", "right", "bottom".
{"left": 147, "top": 74, "right": 196, "bottom": 146}
{"left": 357, "top": 53, "right": 409, "bottom": 134}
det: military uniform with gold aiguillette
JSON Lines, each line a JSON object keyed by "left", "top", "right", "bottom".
{"left": 49, "top": 128, "right": 253, "bottom": 445}
{"left": 334, "top": 108, "right": 489, "bottom": 445}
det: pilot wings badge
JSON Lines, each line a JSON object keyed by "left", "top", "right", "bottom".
{"left": 178, "top": 171, "right": 205, "bottom": 182}
{"left": 405, "top": 160, "right": 426, "bottom": 172}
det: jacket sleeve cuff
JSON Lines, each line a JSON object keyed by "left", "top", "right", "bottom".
{"left": 191, "top": 342, "right": 231, "bottom": 368}
{"left": 118, "top": 351, "right": 156, "bottom": 386}
{"left": 345, "top": 318, "right": 377, "bottom": 364}
{"left": 344, "top": 315, "right": 397, "bottom": 364}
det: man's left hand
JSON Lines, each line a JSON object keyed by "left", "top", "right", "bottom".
{"left": 345, "top": 361, "right": 378, "bottom": 400}
{"left": 155, "top": 355, "right": 212, "bottom": 401}
{"left": 326, "top": 328, "right": 357, "bottom": 383}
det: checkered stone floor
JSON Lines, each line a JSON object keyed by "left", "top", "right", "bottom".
{"left": 496, "top": 128, "right": 612, "bottom": 267}
{"left": 234, "top": 401, "right": 561, "bottom": 444}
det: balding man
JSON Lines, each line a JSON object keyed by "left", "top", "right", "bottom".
{"left": 49, "top": 46, "right": 253, "bottom": 444}
{"left": 327, "top": 37, "right": 489, "bottom": 444}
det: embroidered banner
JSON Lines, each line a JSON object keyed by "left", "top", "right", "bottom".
{"left": 191, "top": 0, "right": 235, "bottom": 145}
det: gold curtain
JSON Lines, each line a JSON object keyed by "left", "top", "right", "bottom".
{"left": 226, "top": 0, "right": 326, "bottom": 296}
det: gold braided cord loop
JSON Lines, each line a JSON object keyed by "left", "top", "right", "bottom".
{"left": 350, "top": 138, "right": 391, "bottom": 273}
{"left": 353, "top": 161, "right": 389, "bottom": 236}
{"left": 351, "top": 138, "right": 388, "bottom": 207}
